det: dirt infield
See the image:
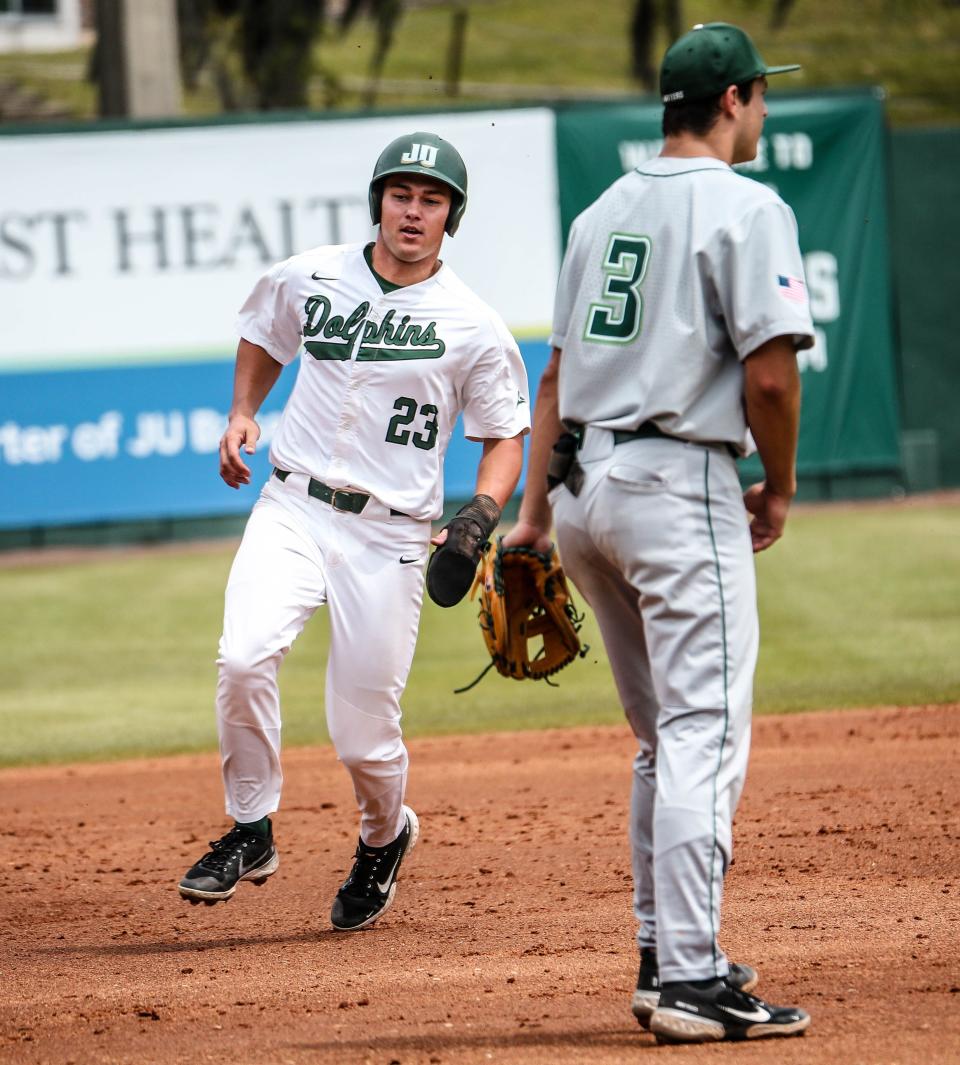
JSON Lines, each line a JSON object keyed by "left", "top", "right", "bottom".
{"left": 2, "top": 704, "right": 958, "bottom": 1065}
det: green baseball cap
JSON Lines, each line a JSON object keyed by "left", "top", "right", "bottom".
{"left": 660, "top": 22, "right": 800, "bottom": 103}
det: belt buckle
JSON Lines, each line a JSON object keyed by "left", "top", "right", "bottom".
{"left": 332, "top": 489, "right": 353, "bottom": 512}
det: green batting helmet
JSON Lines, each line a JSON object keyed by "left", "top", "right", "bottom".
{"left": 368, "top": 131, "right": 468, "bottom": 236}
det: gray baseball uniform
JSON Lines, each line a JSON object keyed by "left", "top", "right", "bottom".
{"left": 550, "top": 157, "right": 814, "bottom": 982}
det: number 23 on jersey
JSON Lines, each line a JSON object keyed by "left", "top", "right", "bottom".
{"left": 385, "top": 396, "right": 438, "bottom": 450}
{"left": 584, "top": 234, "right": 652, "bottom": 344}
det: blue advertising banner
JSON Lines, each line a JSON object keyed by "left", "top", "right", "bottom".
{"left": 1, "top": 359, "right": 287, "bottom": 527}
{"left": 0, "top": 342, "right": 552, "bottom": 528}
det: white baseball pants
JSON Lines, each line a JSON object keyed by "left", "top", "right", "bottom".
{"left": 216, "top": 473, "right": 431, "bottom": 846}
{"left": 551, "top": 428, "right": 758, "bottom": 984}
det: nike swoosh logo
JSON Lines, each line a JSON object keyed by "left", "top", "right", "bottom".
{"left": 718, "top": 1004, "right": 771, "bottom": 1023}
{"left": 375, "top": 853, "right": 402, "bottom": 894}
{"left": 399, "top": 556, "right": 419, "bottom": 564}
{"left": 311, "top": 272, "right": 338, "bottom": 281}
{"left": 238, "top": 852, "right": 263, "bottom": 876}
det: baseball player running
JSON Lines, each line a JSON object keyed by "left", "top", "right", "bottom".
{"left": 505, "top": 23, "right": 814, "bottom": 1043}
{"left": 178, "top": 131, "right": 529, "bottom": 931}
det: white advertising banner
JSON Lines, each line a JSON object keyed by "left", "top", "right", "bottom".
{"left": 0, "top": 109, "right": 560, "bottom": 369}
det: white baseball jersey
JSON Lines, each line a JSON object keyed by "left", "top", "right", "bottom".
{"left": 552, "top": 157, "right": 815, "bottom": 454}
{"left": 237, "top": 242, "right": 530, "bottom": 520}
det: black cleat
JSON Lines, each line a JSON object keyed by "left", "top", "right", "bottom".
{"left": 178, "top": 822, "right": 279, "bottom": 903}
{"left": 631, "top": 949, "right": 758, "bottom": 1028}
{"left": 650, "top": 977, "right": 810, "bottom": 1043}
{"left": 331, "top": 806, "right": 419, "bottom": 931}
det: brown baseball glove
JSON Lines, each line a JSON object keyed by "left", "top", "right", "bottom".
{"left": 459, "top": 537, "right": 587, "bottom": 689}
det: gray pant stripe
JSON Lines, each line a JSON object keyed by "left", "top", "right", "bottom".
{"left": 703, "top": 448, "right": 731, "bottom": 975}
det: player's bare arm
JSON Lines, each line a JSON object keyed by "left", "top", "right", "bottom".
{"left": 220, "top": 338, "right": 283, "bottom": 489}
{"left": 475, "top": 433, "right": 525, "bottom": 509}
{"left": 503, "top": 346, "right": 563, "bottom": 553}
{"left": 742, "top": 334, "right": 802, "bottom": 552}
{"left": 430, "top": 433, "right": 524, "bottom": 547}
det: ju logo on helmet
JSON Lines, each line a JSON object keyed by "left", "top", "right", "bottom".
{"left": 400, "top": 143, "right": 438, "bottom": 168}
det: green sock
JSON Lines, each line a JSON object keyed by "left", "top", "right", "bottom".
{"left": 236, "top": 816, "right": 270, "bottom": 838}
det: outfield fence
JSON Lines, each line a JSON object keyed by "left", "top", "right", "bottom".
{"left": 1, "top": 96, "right": 956, "bottom": 547}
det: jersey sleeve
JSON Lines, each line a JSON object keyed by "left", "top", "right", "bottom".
{"left": 460, "top": 317, "right": 532, "bottom": 441}
{"left": 714, "top": 198, "right": 816, "bottom": 358}
{"left": 235, "top": 258, "right": 303, "bottom": 365}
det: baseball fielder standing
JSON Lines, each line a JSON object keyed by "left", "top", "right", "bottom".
{"left": 178, "top": 131, "right": 529, "bottom": 931}
{"left": 505, "top": 23, "right": 814, "bottom": 1043}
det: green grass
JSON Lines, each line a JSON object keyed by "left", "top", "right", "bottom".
{"left": 1, "top": 500, "right": 958, "bottom": 768}
{"left": 754, "top": 501, "right": 960, "bottom": 710}
{"left": 1, "top": 0, "right": 957, "bottom": 127}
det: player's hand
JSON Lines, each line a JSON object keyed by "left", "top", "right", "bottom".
{"left": 502, "top": 520, "right": 553, "bottom": 555}
{"left": 743, "top": 482, "right": 792, "bottom": 553}
{"left": 219, "top": 415, "right": 260, "bottom": 489}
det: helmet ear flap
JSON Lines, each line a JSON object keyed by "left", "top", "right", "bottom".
{"left": 445, "top": 193, "right": 466, "bottom": 236}
{"left": 368, "top": 178, "right": 383, "bottom": 227}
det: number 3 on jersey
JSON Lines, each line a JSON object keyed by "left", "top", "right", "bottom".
{"left": 584, "top": 234, "right": 652, "bottom": 343}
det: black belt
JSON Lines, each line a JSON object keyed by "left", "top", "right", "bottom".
{"left": 611, "top": 423, "right": 677, "bottom": 446}
{"left": 273, "top": 468, "right": 408, "bottom": 516}
{"left": 576, "top": 422, "right": 737, "bottom": 458}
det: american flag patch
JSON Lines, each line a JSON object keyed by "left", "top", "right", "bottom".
{"left": 777, "top": 274, "right": 806, "bottom": 302}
